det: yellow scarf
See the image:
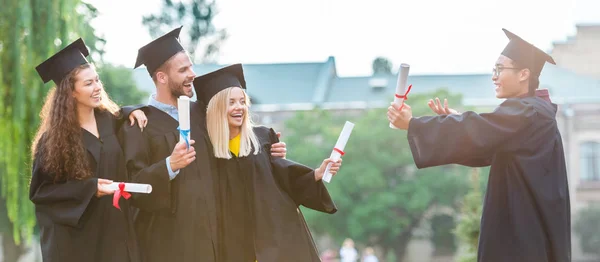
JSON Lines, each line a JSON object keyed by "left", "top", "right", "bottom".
{"left": 228, "top": 134, "right": 256, "bottom": 262}
{"left": 229, "top": 133, "right": 241, "bottom": 157}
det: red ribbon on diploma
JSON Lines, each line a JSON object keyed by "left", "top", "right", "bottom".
{"left": 395, "top": 84, "right": 412, "bottom": 111}
{"left": 113, "top": 183, "right": 131, "bottom": 210}
{"left": 333, "top": 147, "right": 345, "bottom": 156}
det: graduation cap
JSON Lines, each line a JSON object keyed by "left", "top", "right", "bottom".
{"left": 193, "top": 64, "right": 246, "bottom": 105}
{"left": 134, "top": 26, "right": 185, "bottom": 76}
{"left": 501, "top": 28, "right": 556, "bottom": 78}
{"left": 35, "top": 38, "right": 89, "bottom": 85}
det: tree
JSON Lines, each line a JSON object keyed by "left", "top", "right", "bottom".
{"left": 431, "top": 213, "right": 457, "bottom": 256}
{"left": 0, "top": 1, "right": 109, "bottom": 260}
{"left": 76, "top": 3, "right": 147, "bottom": 106}
{"left": 75, "top": 1, "right": 107, "bottom": 64}
{"left": 99, "top": 64, "right": 148, "bottom": 105}
{"left": 283, "top": 89, "right": 471, "bottom": 260}
{"left": 372, "top": 57, "right": 393, "bottom": 75}
{"left": 453, "top": 168, "right": 489, "bottom": 262}
{"left": 574, "top": 204, "right": 600, "bottom": 257}
{"left": 142, "top": 0, "right": 228, "bottom": 63}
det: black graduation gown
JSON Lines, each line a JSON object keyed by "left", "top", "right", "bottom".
{"left": 407, "top": 97, "right": 571, "bottom": 262}
{"left": 118, "top": 103, "right": 218, "bottom": 262}
{"left": 29, "top": 109, "right": 141, "bottom": 262}
{"left": 215, "top": 126, "right": 337, "bottom": 262}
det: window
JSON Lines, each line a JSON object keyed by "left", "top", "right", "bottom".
{"left": 580, "top": 141, "right": 600, "bottom": 181}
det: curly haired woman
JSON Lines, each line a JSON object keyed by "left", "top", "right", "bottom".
{"left": 29, "top": 38, "right": 147, "bottom": 262}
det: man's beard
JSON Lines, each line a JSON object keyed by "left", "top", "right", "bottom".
{"left": 169, "top": 79, "right": 189, "bottom": 98}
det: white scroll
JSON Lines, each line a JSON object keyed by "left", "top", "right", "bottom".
{"left": 177, "top": 96, "right": 191, "bottom": 149}
{"left": 107, "top": 182, "right": 153, "bottom": 193}
{"left": 323, "top": 121, "right": 355, "bottom": 183}
{"left": 390, "top": 63, "right": 410, "bottom": 129}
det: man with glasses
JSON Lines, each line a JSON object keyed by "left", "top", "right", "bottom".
{"left": 387, "top": 28, "right": 570, "bottom": 262}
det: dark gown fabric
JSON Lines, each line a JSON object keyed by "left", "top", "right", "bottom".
{"left": 407, "top": 97, "right": 571, "bottom": 262}
{"left": 118, "top": 102, "right": 219, "bottom": 262}
{"left": 216, "top": 126, "right": 337, "bottom": 262}
{"left": 29, "top": 108, "right": 142, "bottom": 262}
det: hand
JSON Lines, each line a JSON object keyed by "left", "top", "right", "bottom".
{"left": 271, "top": 132, "right": 287, "bottom": 159}
{"left": 315, "top": 158, "right": 343, "bottom": 181}
{"left": 129, "top": 109, "right": 148, "bottom": 131}
{"left": 387, "top": 102, "right": 413, "bottom": 130}
{"left": 169, "top": 140, "right": 196, "bottom": 171}
{"left": 428, "top": 97, "right": 459, "bottom": 115}
{"left": 96, "top": 178, "right": 115, "bottom": 198}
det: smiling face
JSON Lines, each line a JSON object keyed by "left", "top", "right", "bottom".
{"left": 206, "top": 85, "right": 260, "bottom": 159}
{"left": 163, "top": 51, "right": 196, "bottom": 98}
{"left": 492, "top": 55, "right": 531, "bottom": 99}
{"left": 72, "top": 66, "right": 103, "bottom": 109}
{"left": 227, "top": 87, "right": 247, "bottom": 132}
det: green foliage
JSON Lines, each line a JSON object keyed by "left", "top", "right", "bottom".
{"left": 283, "top": 89, "right": 471, "bottom": 258}
{"left": 142, "top": 0, "right": 228, "bottom": 63}
{"left": 99, "top": 64, "right": 148, "bottom": 105}
{"left": 431, "top": 214, "right": 457, "bottom": 255}
{"left": 454, "top": 168, "right": 485, "bottom": 262}
{"left": 372, "top": 57, "right": 393, "bottom": 75}
{"left": 0, "top": 0, "right": 108, "bottom": 246}
{"left": 574, "top": 204, "right": 600, "bottom": 256}
{"left": 75, "top": 1, "right": 106, "bottom": 63}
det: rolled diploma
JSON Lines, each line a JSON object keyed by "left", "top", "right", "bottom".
{"left": 107, "top": 182, "right": 153, "bottom": 193}
{"left": 323, "top": 121, "right": 354, "bottom": 183}
{"left": 178, "top": 96, "right": 191, "bottom": 144}
{"left": 390, "top": 63, "right": 410, "bottom": 129}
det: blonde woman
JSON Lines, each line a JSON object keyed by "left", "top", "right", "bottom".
{"left": 194, "top": 64, "right": 343, "bottom": 262}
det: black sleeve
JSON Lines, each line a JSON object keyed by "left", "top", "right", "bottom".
{"left": 118, "top": 123, "right": 173, "bottom": 211}
{"left": 116, "top": 104, "right": 148, "bottom": 130}
{"left": 29, "top": 148, "right": 98, "bottom": 227}
{"left": 407, "top": 99, "right": 536, "bottom": 169}
{"left": 266, "top": 127, "right": 337, "bottom": 214}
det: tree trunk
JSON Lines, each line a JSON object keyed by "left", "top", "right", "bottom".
{"left": 0, "top": 199, "right": 25, "bottom": 262}
{"left": 382, "top": 230, "right": 413, "bottom": 262}
{"left": 392, "top": 234, "right": 411, "bottom": 262}
{"left": 391, "top": 218, "right": 422, "bottom": 262}
{"left": 380, "top": 246, "right": 389, "bottom": 261}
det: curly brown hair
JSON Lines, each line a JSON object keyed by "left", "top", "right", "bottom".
{"left": 31, "top": 63, "right": 120, "bottom": 181}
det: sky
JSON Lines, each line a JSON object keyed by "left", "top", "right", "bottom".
{"left": 88, "top": 0, "right": 600, "bottom": 76}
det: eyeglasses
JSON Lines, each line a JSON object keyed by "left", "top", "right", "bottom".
{"left": 492, "top": 65, "right": 522, "bottom": 77}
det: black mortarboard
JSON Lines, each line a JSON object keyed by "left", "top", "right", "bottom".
{"left": 134, "top": 26, "right": 185, "bottom": 76}
{"left": 35, "top": 38, "right": 89, "bottom": 85}
{"left": 501, "top": 28, "right": 556, "bottom": 78}
{"left": 193, "top": 64, "right": 246, "bottom": 105}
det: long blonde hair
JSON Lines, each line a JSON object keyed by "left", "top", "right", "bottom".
{"left": 206, "top": 87, "right": 260, "bottom": 159}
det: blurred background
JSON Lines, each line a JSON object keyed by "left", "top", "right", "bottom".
{"left": 1, "top": 0, "right": 599, "bottom": 261}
